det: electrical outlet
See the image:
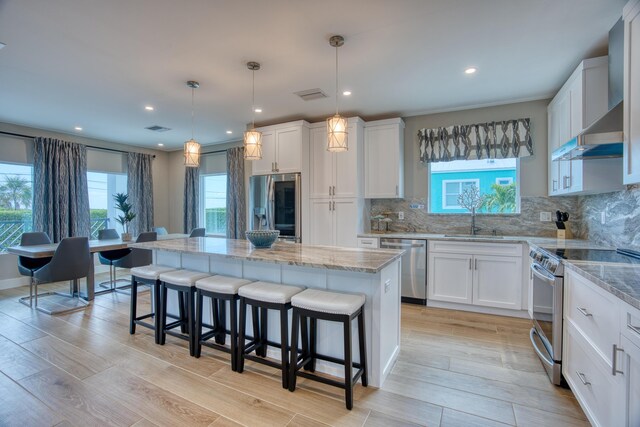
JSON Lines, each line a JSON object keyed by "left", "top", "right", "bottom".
{"left": 540, "top": 212, "right": 552, "bottom": 222}
{"left": 398, "top": 211, "right": 405, "bottom": 220}
{"left": 601, "top": 211, "right": 606, "bottom": 225}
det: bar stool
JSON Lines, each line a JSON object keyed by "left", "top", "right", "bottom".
{"left": 129, "top": 265, "right": 177, "bottom": 344}
{"left": 193, "top": 275, "right": 253, "bottom": 370}
{"left": 237, "top": 281, "right": 305, "bottom": 388}
{"left": 158, "top": 269, "right": 210, "bottom": 356}
{"left": 288, "top": 289, "right": 368, "bottom": 410}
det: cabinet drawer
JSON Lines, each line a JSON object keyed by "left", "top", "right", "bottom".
{"left": 428, "top": 240, "right": 521, "bottom": 256}
{"left": 357, "top": 237, "right": 379, "bottom": 249}
{"left": 565, "top": 321, "right": 618, "bottom": 427}
{"left": 565, "top": 270, "right": 619, "bottom": 364}
{"left": 621, "top": 301, "right": 640, "bottom": 349}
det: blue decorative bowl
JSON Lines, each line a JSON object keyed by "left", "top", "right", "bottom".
{"left": 245, "top": 230, "right": 280, "bottom": 248}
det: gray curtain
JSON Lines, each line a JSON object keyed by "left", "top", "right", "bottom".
{"left": 127, "top": 152, "right": 154, "bottom": 236}
{"left": 418, "top": 118, "right": 533, "bottom": 163}
{"left": 184, "top": 166, "right": 199, "bottom": 233}
{"left": 226, "top": 147, "right": 246, "bottom": 239}
{"left": 33, "top": 137, "right": 90, "bottom": 242}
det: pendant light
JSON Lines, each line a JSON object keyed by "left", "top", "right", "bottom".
{"left": 327, "top": 35, "right": 348, "bottom": 152}
{"left": 244, "top": 62, "right": 262, "bottom": 160}
{"left": 184, "top": 80, "right": 201, "bottom": 167}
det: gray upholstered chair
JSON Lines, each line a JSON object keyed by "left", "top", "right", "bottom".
{"left": 189, "top": 228, "right": 206, "bottom": 237}
{"left": 17, "top": 232, "right": 53, "bottom": 308}
{"left": 31, "top": 237, "right": 92, "bottom": 315}
{"left": 113, "top": 232, "right": 157, "bottom": 270}
{"left": 97, "top": 228, "right": 132, "bottom": 293}
{"left": 153, "top": 227, "right": 168, "bottom": 236}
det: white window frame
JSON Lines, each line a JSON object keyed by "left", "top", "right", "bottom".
{"left": 495, "top": 177, "right": 514, "bottom": 186}
{"left": 199, "top": 172, "right": 227, "bottom": 236}
{"left": 441, "top": 179, "right": 480, "bottom": 210}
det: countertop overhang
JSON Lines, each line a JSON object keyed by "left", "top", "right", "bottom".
{"left": 130, "top": 237, "right": 404, "bottom": 274}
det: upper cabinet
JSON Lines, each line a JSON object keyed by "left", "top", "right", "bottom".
{"left": 548, "top": 57, "right": 624, "bottom": 196}
{"left": 251, "top": 121, "right": 309, "bottom": 176}
{"left": 624, "top": 0, "right": 640, "bottom": 184}
{"left": 364, "top": 118, "right": 405, "bottom": 198}
{"left": 308, "top": 118, "right": 364, "bottom": 199}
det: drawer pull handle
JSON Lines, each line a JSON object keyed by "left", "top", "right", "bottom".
{"left": 612, "top": 344, "right": 625, "bottom": 376}
{"left": 628, "top": 323, "right": 640, "bottom": 336}
{"left": 576, "top": 371, "right": 591, "bottom": 386}
{"left": 577, "top": 307, "right": 592, "bottom": 317}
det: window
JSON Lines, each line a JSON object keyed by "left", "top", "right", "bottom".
{"left": 87, "top": 171, "right": 127, "bottom": 238}
{"left": 0, "top": 162, "right": 33, "bottom": 251}
{"left": 429, "top": 158, "right": 519, "bottom": 214}
{"left": 200, "top": 174, "right": 227, "bottom": 235}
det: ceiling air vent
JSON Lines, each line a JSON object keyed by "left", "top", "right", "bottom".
{"left": 145, "top": 125, "right": 171, "bottom": 132}
{"left": 294, "top": 88, "right": 328, "bottom": 101}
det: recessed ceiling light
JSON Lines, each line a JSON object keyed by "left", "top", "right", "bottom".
{"left": 465, "top": 67, "right": 477, "bottom": 75}
{"left": 145, "top": 105, "right": 154, "bottom": 111}
{"left": 343, "top": 90, "right": 352, "bottom": 96}
{"left": 226, "top": 130, "right": 233, "bottom": 134}
{"left": 74, "top": 126, "right": 82, "bottom": 131}
{"left": 157, "top": 143, "right": 164, "bottom": 147}
{"left": 254, "top": 108, "right": 262, "bottom": 113}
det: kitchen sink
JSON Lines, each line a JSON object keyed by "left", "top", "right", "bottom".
{"left": 443, "top": 234, "right": 504, "bottom": 239}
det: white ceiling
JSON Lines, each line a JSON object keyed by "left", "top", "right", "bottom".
{"left": 0, "top": 0, "right": 625, "bottom": 150}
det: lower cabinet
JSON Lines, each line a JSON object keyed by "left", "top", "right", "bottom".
{"left": 619, "top": 335, "right": 640, "bottom": 426}
{"left": 427, "top": 241, "right": 523, "bottom": 310}
{"left": 308, "top": 198, "right": 359, "bottom": 248}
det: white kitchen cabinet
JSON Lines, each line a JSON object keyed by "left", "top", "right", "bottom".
{"left": 364, "top": 118, "right": 404, "bottom": 199}
{"left": 624, "top": 0, "right": 640, "bottom": 184}
{"left": 427, "top": 241, "right": 523, "bottom": 310}
{"left": 251, "top": 121, "right": 309, "bottom": 176}
{"left": 309, "top": 119, "right": 362, "bottom": 199}
{"left": 357, "top": 237, "right": 379, "bottom": 249}
{"left": 308, "top": 199, "right": 333, "bottom": 246}
{"left": 619, "top": 335, "right": 640, "bottom": 426}
{"left": 308, "top": 198, "right": 360, "bottom": 248}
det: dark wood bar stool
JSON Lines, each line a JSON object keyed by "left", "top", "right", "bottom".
{"left": 237, "top": 281, "right": 305, "bottom": 388}
{"left": 288, "top": 289, "right": 368, "bottom": 410}
{"left": 158, "top": 270, "right": 210, "bottom": 356}
{"left": 129, "top": 265, "right": 177, "bottom": 344}
{"left": 193, "top": 275, "right": 253, "bottom": 371}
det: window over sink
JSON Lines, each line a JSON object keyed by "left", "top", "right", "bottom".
{"left": 429, "top": 158, "right": 519, "bottom": 214}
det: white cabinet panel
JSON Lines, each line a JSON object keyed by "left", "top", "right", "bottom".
{"left": 473, "top": 255, "right": 522, "bottom": 310}
{"left": 251, "top": 130, "right": 276, "bottom": 176}
{"left": 275, "top": 126, "right": 302, "bottom": 173}
{"left": 620, "top": 336, "right": 640, "bottom": 427}
{"left": 569, "top": 73, "right": 584, "bottom": 138}
{"left": 309, "top": 127, "right": 333, "bottom": 198}
{"left": 334, "top": 123, "right": 359, "bottom": 198}
{"left": 334, "top": 199, "right": 359, "bottom": 248}
{"left": 625, "top": 0, "right": 640, "bottom": 184}
{"left": 308, "top": 199, "right": 333, "bottom": 246}
{"left": 364, "top": 119, "right": 404, "bottom": 199}
{"left": 428, "top": 253, "right": 473, "bottom": 304}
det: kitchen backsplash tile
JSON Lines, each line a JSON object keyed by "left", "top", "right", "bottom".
{"left": 370, "top": 196, "right": 582, "bottom": 238}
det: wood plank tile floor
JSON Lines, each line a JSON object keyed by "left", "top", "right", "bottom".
{"left": 0, "top": 276, "right": 588, "bottom": 426}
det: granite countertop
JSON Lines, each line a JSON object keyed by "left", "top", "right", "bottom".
{"left": 130, "top": 237, "right": 403, "bottom": 274}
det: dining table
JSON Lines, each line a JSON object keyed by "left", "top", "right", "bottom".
{"left": 7, "top": 233, "right": 189, "bottom": 301}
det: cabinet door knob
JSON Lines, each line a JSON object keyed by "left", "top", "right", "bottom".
{"left": 469, "top": 259, "right": 472, "bottom": 270}
{"left": 475, "top": 259, "right": 478, "bottom": 270}
{"left": 577, "top": 307, "right": 592, "bottom": 317}
{"left": 576, "top": 371, "right": 591, "bottom": 386}
{"left": 333, "top": 185, "right": 336, "bottom": 195}
{"left": 395, "top": 185, "right": 398, "bottom": 196}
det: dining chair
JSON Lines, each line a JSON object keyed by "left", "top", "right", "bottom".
{"left": 110, "top": 232, "right": 157, "bottom": 294}
{"left": 17, "top": 232, "right": 53, "bottom": 308}
{"left": 96, "top": 228, "right": 132, "bottom": 293}
{"left": 189, "top": 228, "right": 206, "bottom": 237}
{"left": 30, "top": 237, "right": 92, "bottom": 315}
{"left": 153, "top": 227, "right": 168, "bottom": 236}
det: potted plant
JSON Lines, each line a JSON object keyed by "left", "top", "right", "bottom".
{"left": 113, "top": 192, "right": 136, "bottom": 241}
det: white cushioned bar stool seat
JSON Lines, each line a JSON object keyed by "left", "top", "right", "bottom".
{"left": 291, "top": 289, "right": 365, "bottom": 316}
{"left": 238, "top": 281, "right": 304, "bottom": 304}
{"left": 288, "top": 289, "right": 368, "bottom": 410}
{"left": 196, "top": 275, "right": 253, "bottom": 294}
{"left": 194, "top": 275, "right": 254, "bottom": 371}
{"left": 237, "top": 281, "right": 306, "bottom": 389}
{"left": 130, "top": 265, "right": 178, "bottom": 344}
{"left": 159, "top": 270, "right": 211, "bottom": 356}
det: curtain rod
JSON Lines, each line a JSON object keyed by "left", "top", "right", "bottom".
{"left": 0, "top": 130, "right": 156, "bottom": 158}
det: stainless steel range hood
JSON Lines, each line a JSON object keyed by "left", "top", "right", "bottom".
{"left": 552, "top": 18, "right": 623, "bottom": 161}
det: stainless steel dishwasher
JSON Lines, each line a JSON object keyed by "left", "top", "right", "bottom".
{"left": 380, "top": 238, "right": 427, "bottom": 305}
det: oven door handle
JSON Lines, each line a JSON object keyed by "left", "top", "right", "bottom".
{"left": 530, "top": 328, "right": 554, "bottom": 367}
{"left": 530, "top": 262, "right": 556, "bottom": 283}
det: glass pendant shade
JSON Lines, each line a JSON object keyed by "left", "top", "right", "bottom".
{"left": 327, "top": 114, "right": 348, "bottom": 152}
{"left": 244, "top": 129, "right": 262, "bottom": 160}
{"left": 184, "top": 139, "right": 201, "bottom": 167}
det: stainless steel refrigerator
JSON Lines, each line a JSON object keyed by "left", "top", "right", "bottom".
{"left": 248, "top": 173, "right": 301, "bottom": 243}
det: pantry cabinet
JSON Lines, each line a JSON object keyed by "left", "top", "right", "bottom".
{"left": 308, "top": 198, "right": 360, "bottom": 248}
{"left": 251, "top": 121, "right": 309, "bottom": 176}
{"left": 364, "top": 118, "right": 404, "bottom": 199}
{"left": 624, "top": 0, "right": 640, "bottom": 184}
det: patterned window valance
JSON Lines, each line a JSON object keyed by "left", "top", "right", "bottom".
{"left": 418, "top": 118, "right": 532, "bottom": 163}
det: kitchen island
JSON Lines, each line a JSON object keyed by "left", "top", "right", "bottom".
{"left": 130, "top": 237, "right": 403, "bottom": 387}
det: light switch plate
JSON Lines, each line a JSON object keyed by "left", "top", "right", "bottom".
{"left": 601, "top": 211, "right": 606, "bottom": 225}
{"left": 540, "top": 212, "right": 552, "bottom": 222}
{"left": 398, "top": 211, "right": 405, "bottom": 220}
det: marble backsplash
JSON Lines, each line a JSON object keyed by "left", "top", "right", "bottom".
{"left": 578, "top": 185, "right": 640, "bottom": 250}
{"left": 369, "top": 196, "right": 583, "bottom": 238}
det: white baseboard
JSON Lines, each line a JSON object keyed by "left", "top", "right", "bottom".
{"left": 427, "top": 300, "right": 532, "bottom": 319}
{"left": 0, "top": 276, "right": 29, "bottom": 290}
